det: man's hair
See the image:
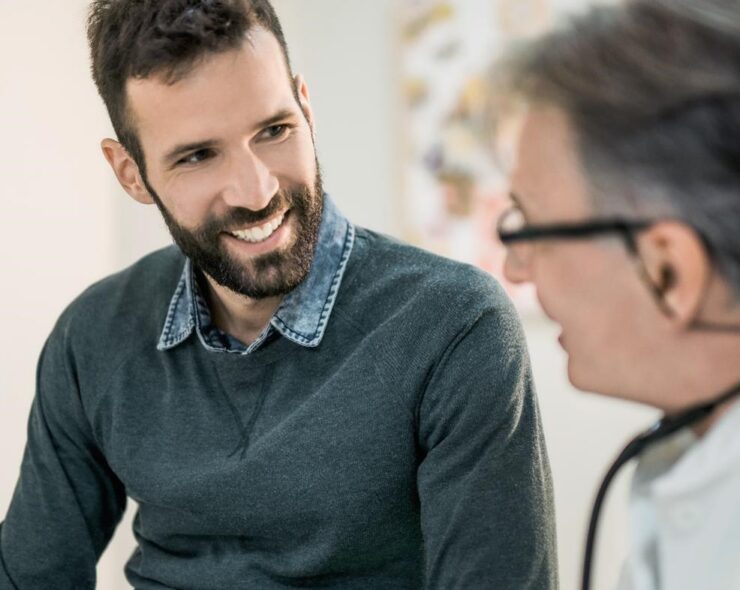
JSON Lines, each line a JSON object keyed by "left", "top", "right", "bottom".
{"left": 493, "top": 0, "right": 740, "bottom": 295}
{"left": 87, "top": 0, "right": 294, "bottom": 173}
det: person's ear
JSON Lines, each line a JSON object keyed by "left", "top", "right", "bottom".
{"left": 638, "top": 220, "right": 710, "bottom": 325}
{"left": 100, "top": 138, "right": 155, "bottom": 205}
{"left": 294, "top": 74, "right": 315, "bottom": 134}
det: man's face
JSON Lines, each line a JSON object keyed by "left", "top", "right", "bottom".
{"left": 125, "top": 28, "right": 323, "bottom": 299}
{"left": 505, "top": 108, "right": 673, "bottom": 403}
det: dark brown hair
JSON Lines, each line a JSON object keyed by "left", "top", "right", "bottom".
{"left": 87, "top": 0, "right": 294, "bottom": 172}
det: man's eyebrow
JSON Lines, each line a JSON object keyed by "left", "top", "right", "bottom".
{"left": 255, "top": 108, "right": 296, "bottom": 130}
{"left": 509, "top": 190, "right": 523, "bottom": 207}
{"left": 509, "top": 190, "right": 533, "bottom": 217}
{"left": 164, "top": 140, "right": 218, "bottom": 165}
{"left": 162, "top": 109, "right": 298, "bottom": 165}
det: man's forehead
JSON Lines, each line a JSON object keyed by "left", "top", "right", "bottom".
{"left": 511, "top": 106, "right": 593, "bottom": 217}
{"left": 124, "top": 28, "right": 296, "bottom": 142}
{"left": 518, "top": 108, "right": 575, "bottom": 163}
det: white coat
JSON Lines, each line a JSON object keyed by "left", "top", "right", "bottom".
{"left": 617, "top": 400, "right": 740, "bottom": 590}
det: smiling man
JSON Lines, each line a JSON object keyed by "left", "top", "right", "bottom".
{"left": 0, "top": 1, "right": 556, "bottom": 589}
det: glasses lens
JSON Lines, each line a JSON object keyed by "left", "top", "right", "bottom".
{"left": 497, "top": 206, "right": 533, "bottom": 268}
{"left": 498, "top": 206, "right": 526, "bottom": 235}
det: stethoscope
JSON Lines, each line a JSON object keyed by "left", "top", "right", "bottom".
{"left": 581, "top": 380, "right": 740, "bottom": 590}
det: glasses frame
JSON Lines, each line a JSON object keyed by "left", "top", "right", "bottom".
{"left": 496, "top": 210, "right": 653, "bottom": 250}
{"left": 495, "top": 208, "right": 672, "bottom": 311}
{"left": 496, "top": 208, "right": 740, "bottom": 333}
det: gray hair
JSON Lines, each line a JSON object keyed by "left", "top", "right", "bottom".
{"left": 492, "top": 0, "right": 740, "bottom": 296}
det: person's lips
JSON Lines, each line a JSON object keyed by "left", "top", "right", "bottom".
{"left": 227, "top": 209, "right": 289, "bottom": 243}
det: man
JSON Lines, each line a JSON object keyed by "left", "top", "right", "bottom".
{"left": 492, "top": 0, "right": 740, "bottom": 588}
{"left": 0, "top": 1, "right": 556, "bottom": 588}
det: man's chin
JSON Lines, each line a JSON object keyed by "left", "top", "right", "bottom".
{"left": 204, "top": 255, "right": 308, "bottom": 300}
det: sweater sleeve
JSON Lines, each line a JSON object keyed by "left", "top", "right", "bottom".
{"left": 0, "top": 323, "right": 127, "bottom": 589}
{"left": 417, "top": 306, "right": 558, "bottom": 589}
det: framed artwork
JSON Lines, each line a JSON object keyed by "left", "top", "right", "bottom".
{"left": 400, "top": 0, "right": 552, "bottom": 311}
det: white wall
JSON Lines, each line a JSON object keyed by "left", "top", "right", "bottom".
{"left": 1, "top": 1, "right": 655, "bottom": 589}
{"left": 0, "top": 0, "right": 112, "bottom": 519}
{"left": 0, "top": 3, "right": 135, "bottom": 587}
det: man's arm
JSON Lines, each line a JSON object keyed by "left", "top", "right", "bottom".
{"left": 1, "top": 325, "right": 126, "bottom": 589}
{"left": 417, "top": 305, "right": 558, "bottom": 589}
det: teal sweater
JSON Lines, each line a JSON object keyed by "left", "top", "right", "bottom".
{"left": 1, "top": 229, "right": 557, "bottom": 589}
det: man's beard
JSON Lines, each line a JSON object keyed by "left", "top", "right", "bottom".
{"left": 143, "top": 168, "right": 324, "bottom": 300}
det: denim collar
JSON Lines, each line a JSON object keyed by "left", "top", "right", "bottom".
{"left": 157, "top": 195, "right": 355, "bottom": 355}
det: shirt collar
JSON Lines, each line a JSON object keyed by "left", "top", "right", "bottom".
{"left": 632, "top": 399, "right": 740, "bottom": 497}
{"left": 157, "top": 194, "right": 355, "bottom": 354}
{"left": 651, "top": 399, "right": 740, "bottom": 496}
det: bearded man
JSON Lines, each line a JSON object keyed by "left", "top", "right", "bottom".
{"left": 0, "top": 1, "right": 556, "bottom": 589}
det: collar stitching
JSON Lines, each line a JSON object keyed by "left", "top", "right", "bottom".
{"left": 157, "top": 274, "right": 193, "bottom": 350}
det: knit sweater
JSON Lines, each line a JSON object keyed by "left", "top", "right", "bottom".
{"left": 1, "top": 228, "right": 557, "bottom": 589}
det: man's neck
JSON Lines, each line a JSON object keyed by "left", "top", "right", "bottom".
{"left": 683, "top": 339, "right": 740, "bottom": 437}
{"left": 201, "top": 273, "right": 283, "bottom": 346}
{"left": 692, "top": 397, "right": 740, "bottom": 437}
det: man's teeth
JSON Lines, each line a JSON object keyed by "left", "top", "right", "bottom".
{"left": 230, "top": 213, "right": 286, "bottom": 243}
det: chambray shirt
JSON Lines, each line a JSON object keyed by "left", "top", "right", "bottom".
{"left": 156, "top": 195, "right": 355, "bottom": 355}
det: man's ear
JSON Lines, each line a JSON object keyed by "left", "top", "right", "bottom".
{"left": 294, "top": 74, "right": 315, "bottom": 133}
{"left": 100, "top": 138, "right": 155, "bottom": 205}
{"left": 638, "top": 220, "right": 711, "bottom": 325}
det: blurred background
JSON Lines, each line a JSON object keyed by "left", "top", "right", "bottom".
{"left": 0, "top": 1, "right": 656, "bottom": 588}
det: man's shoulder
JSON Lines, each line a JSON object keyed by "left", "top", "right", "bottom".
{"left": 348, "top": 227, "right": 509, "bottom": 312}
{"left": 334, "top": 227, "right": 516, "bottom": 340}
{"left": 55, "top": 245, "right": 185, "bottom": 346}
{"left": 327, "top": 228, "right": 527, "bottom": 402}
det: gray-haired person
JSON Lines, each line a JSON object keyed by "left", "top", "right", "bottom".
{"left": 0, "top": 1, "right": 558, "bottom": 588}
{"left": 492, "top": 0, "right": 740, "bottom": 589}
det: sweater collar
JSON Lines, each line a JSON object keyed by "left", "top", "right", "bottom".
{"left": 157, "top": 195, "right": 355, "bottom": 354}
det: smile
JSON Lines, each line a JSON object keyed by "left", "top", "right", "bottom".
{"left": 229, "top": 211, "right": 287, "bottom": 244}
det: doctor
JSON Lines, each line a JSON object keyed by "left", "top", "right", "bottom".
{"left": 492, "top": 0, "right": 740, "bottom": 588}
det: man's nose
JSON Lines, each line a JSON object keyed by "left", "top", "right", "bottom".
{"left": 502, "top": 248, "right": 533, "bottom": 285}
{"left": 221, "top": 148, "right": 279, "bottom": 211}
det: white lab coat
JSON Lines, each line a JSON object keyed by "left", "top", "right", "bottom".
{"left": 617, "top": 400, "right": 740, "bottom": 590}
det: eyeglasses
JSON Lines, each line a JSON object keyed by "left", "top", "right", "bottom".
{"left": 496, "top": 205, "right": 676, "bottom": 315}
{"left": 496, "top": 205, "right": 654, "bottom": 268}
{"left": 496, "top": 206, "right": 740, "bottom": 331}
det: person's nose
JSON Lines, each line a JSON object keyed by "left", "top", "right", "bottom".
{"left": 503, "top": 247, "right": 533, "bottom": 284}
{"left": 221, "top": 146, "right": 279, "bottom": 211}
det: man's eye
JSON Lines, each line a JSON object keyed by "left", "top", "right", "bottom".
{"left": 178, "top": 149, "right": 214, "bottom": 166}
{"left": 262, "top": 125, "right": 289, "bottom": 140}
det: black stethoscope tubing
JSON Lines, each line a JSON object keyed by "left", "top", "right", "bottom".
{"left": 581, "top": 381, "right": 740, "bottom": 590}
